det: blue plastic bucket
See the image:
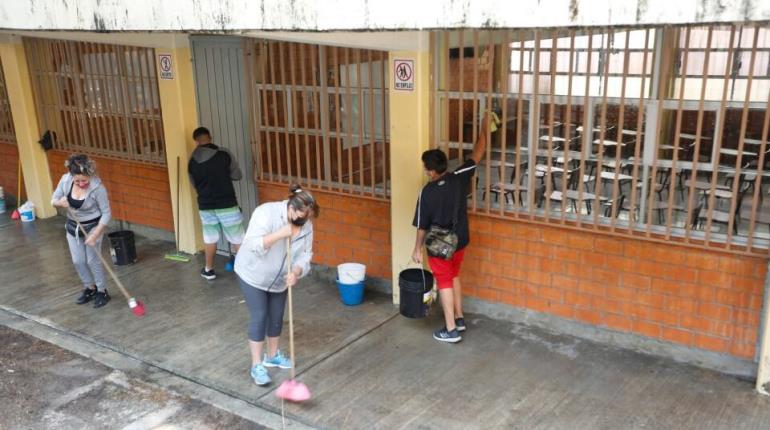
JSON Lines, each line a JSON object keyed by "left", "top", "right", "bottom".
{"left": 336, "top": 278, "right": 365, "bottom": 306}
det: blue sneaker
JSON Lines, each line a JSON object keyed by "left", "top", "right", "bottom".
{"left": 262, "top": 350, "right": 293, "bottom": 369}
{"left": 433, "top": 327, "right": 462, "bottom": 343}
{"left": 455, "top": 317, "right": 466, "bottom": 332}
{"left": 224, "top": 255, "right": 235, "bottom": 272}
{"left": 250, "top": 364, "right": 271, "bottom": 386}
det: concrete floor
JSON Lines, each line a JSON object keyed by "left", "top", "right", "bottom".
{"left": 0, "top": 325, "right": 262, "bottom": 430}
{"left": 2, "top": 214, "right": 770, "bottom": 429}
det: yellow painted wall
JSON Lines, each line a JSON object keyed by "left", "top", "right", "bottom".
{"left": 388, "top": 36, "right": 431, "bottom": 304}
{"left": 156, "top": 45, "right": 203, "bottom": 253}
{"left": 0, "top": 37, "right": 55, "bottom": 218}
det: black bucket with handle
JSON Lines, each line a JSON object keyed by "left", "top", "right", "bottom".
{"left": 108, "top": 230, "right": 137, "bottom": 266}
{"left": 398, "top": 268, "right": 434, "bottom": 318}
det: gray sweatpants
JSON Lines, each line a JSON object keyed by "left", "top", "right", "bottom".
{"left": 66, "top": 232, "right": 106, "bottom": 291}
{"left": 238, "top": 276, "right": 288, "bottom": 342}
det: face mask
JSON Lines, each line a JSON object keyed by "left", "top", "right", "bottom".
{"left": 291, "top": 216, "right": 308, "bottom": 227}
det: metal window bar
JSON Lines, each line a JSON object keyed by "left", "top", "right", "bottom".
{"left": 431, "top": 24, "right": 770, "bottom": 257}
{"left": 484, "top": 31, "right": 494, "bottom": 214}
{"left": 246, "top": 40, "right": 391, "bottom": 200}
{"left": 471, "top": 30, "right": 479, "bottom": 212}
{"left": 23, "top": 37, "right": 165, "bottom": 164}
{"left": 560, "top": 30, "right": 576, "bottom": 225}
{"left": 310, "top": 45, "right": 323, "bottom": 190}
{"left": 0, "top": 59, "right": 16, "bottom": 144}
{"left": 628, "top": 29, "right": 652, "bottom": 233}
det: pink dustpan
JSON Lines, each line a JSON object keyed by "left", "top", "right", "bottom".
{"left": 275, "top": 379, "right": 311, "bottom": 402}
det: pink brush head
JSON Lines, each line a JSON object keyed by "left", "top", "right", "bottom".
{"left": 275, "top": 379, "right": 311, "bottom": 402}
{"left": 128, "top": 298, "right": 145, "bottom": 317}
{"left": 10, "top": 210, "right": 20, "bottom": 220}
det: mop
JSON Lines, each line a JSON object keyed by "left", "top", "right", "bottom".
{"left": 275, "top": 237, "right": 311, "bottom": 402}
{"left": 164, "top": 156, "right": 191, "bottom": 262}
{"left": 68, "top": 209, "right": 146, "bottom": 317}
{"left": 10, "top": 162, "right": 21, "bottom": 220}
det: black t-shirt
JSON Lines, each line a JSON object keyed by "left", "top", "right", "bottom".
{"left": 412, "top": 159, "right": 476, "bottom": 250}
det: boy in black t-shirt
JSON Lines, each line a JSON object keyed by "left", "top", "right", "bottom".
{"left": 412, "top": 112, "right": 495, "bottom": 343}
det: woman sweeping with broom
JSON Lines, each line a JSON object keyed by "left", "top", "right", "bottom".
{"left": 234, "top": 183, "right": 319, "bottom": 390}
{"left": 51, "top": 154, "right": 113, "bottom": 308}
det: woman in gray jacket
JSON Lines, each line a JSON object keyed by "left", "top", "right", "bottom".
{"left": 51, "top": 154, "right": 113, "bottom": 308}
{"left": 234, "top": 183, "right": 318, "bottom": 386}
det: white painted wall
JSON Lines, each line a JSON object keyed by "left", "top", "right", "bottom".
{"left": 1, "top": 0, "right": 768, "bottom": 32}
{"left": 0, "top": 30, "right": 428, "bottom": 52}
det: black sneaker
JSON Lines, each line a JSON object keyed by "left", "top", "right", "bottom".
{"left": 93, "top": 290, "right": 110, "bottom": 308}
{"left": 455, "top": 317, "right": 466, "bottom": 332}
{"left": 75, "top": 287, "right": 97, "bottom": 305}
{"left": 433, "top": 327, "right": 462, "bottom": 343}
{"left": 201, "top": 268, "right": 216, "bottom": 280}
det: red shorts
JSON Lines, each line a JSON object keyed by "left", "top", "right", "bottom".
{"left": 427, "top": 247, "right": 466, "bottom": 290}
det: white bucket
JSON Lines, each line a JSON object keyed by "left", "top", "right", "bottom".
{"left": 337, "top": 263, "right": 366, "bottom": 283}
{"left": 19, "top": 201, "right": 35, "bottom": 222}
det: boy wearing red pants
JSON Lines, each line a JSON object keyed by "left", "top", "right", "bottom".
{"left": 412, "top": 113, "right": 493, "bottom": 343}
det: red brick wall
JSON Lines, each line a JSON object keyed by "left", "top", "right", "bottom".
{"left": 47, "top": 151, "right": 173, "bottom": 231}
{"left": 0, "top": 144, "right": 23, "bottom": 206}
{"left": 257, "top": 182, "right": 392, "bottom": 280}
{"left": 259, "top": 181, "right": 765, "bottom": 361}
{"left": 463, "top": 214, "right": 766, "bottom": 360}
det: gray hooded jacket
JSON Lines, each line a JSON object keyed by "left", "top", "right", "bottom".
{"left": 51, "top": 173, "right": 112, "bottom": 225}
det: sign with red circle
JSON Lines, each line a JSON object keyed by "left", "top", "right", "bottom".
{"left": 158, "top": 54, "right": 173, "bottom": 80}
{"left": 394, "top": 59, "right": 414, "bottom": 91}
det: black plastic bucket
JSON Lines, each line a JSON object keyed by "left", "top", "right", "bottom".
{"left": 398, "top": 268, "right": 434, "bottom": 318}
{"left": 108, "top": 230, "right": 137, "bottom": 266}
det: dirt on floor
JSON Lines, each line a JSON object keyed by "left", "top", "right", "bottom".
{"left": 0, "top": 325, "right": 264, "bottom": 430}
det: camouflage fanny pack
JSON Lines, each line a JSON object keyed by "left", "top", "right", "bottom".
{"left": 425, "top": 225, "right": 458, "bottom": 259}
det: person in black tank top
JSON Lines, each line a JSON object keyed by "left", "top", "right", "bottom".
{"left": 67, "top": 183, "right": 84, "bottom": 209}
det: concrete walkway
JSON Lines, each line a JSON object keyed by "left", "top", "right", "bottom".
{"left": 0, "top": 325, "right": 263, "bottom": 429}
{"left": 2, "top": 214, "right": 770, "bottom": 429}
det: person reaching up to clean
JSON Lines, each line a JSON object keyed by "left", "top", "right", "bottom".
{"left": 412, "top": 111, "right": 497, "bottom": 343}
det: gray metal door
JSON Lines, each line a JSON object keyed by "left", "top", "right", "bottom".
{"left": 191, "top": 36, "right": 258, "bottom": 254}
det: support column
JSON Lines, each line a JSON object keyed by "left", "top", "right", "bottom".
{"left": 156, "top": 37, "right": 203, "bottom": 253}
{"left": 0, "top": 36, "right": 55, "bottom": 218}
{"left": 388, "top": 33, "right": 431, "bottom": 304}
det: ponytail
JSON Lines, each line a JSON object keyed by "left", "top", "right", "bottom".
{"left": 287, "top": 183, "right": 320, "bottom": 218}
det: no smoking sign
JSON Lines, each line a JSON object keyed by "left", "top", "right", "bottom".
{"left": 394, "top": 59, "right": 414, "bottom": 91}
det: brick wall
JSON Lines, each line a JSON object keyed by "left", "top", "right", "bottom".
{"left": 260, "top": 179, "right": 764, "bottom": 361}
{"left": 47, "top": 151, "right": 173, "bottom": 231}
{"left": 257, "top": 182, "right": 392, "bottom": 280}
{"left": 463, "top": 214, "right": 766, "bottom": 360}
{"left": 0, "top": 144, "right": 23, "bottom": 207}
